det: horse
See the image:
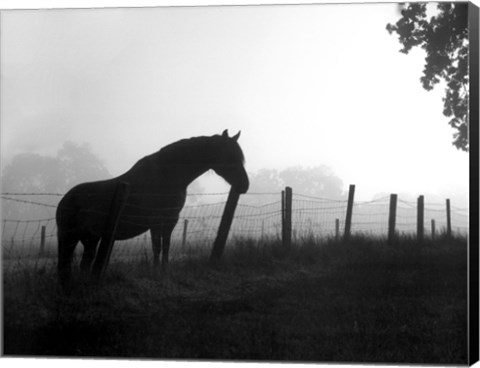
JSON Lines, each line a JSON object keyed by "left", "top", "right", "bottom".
{"left": 56, "top": 130, "right": 249, "bottom": 287}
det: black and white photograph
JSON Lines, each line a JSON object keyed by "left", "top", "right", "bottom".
{"left": 1, "top": 0, "right": 478, "bottom": 365}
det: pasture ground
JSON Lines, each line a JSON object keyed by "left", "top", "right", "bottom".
{"left": 2, "top": 235, "right": 468, "bottom": 364}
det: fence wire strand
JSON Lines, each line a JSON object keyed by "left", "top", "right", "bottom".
{"left": 1, "top": 190, "right": 469, "bottom": 270}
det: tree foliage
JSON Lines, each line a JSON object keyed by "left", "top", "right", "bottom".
{"left": 2, "top": 141, "right": 111, "bottom": 194}
{"left": 1, "top": 142, "right": 111, "bottom": 219}
{"left": 279, "top": 166, "right": 344, "bottom": 199}
{"left": 387, "top": 2, "right": 469, "bottom": 151}
{"left": 247, "top": 166, "right": 344, "bottom": 202}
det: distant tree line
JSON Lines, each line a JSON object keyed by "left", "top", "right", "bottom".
{"left": 247, "top": 166, "right": 345, "bottom": 200}
{"left": 1, "top": 142, "right": 111, "bottom": 219}
{"left": 2, "top": 141, "right": 345, "bottom": 219}
{"left": 2, "top": 141, "right": 111, "bottom": 195}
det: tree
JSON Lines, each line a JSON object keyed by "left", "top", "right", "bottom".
{"left": 279, "top": 166, "right": 344, "bottom": 199}
{"left": 1, "top": 142, "right": 111, "bottom": 219}
{"left": 2, "top": 141, "right": 111, "bottom": 194}
{"left": 56, "top": 141, "right": 111, "bottom": 190}
{"left": 247, "top": 168, "right": 284, "bottom": 194}
{"left": 386, "top": 2, "right": 469, "bottom": 151}
{"left": 246, "top": 166, "right": 344, "bottom": 202}
{"left": 2, "top": 153, "right": 62, "bottom": 194}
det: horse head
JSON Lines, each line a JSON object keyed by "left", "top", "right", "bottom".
{"left": 212, "top": 129, "right": 249, "bottom": 194}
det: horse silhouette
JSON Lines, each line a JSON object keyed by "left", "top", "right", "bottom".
{"left": 56, "top": 130, "right": 249, "bottom": 287}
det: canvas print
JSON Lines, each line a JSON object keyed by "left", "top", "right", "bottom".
{"left": 1, "top": 1, "right": 478, "bottom": 364}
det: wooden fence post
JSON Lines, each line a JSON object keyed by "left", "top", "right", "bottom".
{"left": 417, "top": 195, "right": 424, "bottom": 242}
{"left": 182, "top": 219, "right": 188, "bottom": 249}
{"left": 446, "top": 199, "right": 452, "bottom": 237}
{"left": 344, "top": 184, "right": 355, "bottom": 240}
{"left": 92, "top": 181, "right": 130, "bottom": 282}
{"left": 210, "top": 188, "right": 240, "bottom": 262}
{"left": 431, "top": 219, "right": 436, "bottom": 240}
{"left": 335, "top": 219, "right": 340, "bottom": 240}
{"left": 39, "top": 226, "right": 46, "bottom": 255}
{"left": 283, "top": 186, "right": 292, "bottom": 248}
{"left": 388, "top": 194, "right": 398, "bottom": 244}
{"left": 281, "top": 190, "right": 285, "bottom": 242}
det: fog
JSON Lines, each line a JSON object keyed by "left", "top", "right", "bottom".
{"left": 0, "top": 3, "right": 469, "bottom": 207}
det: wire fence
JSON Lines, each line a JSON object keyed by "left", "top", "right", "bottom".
{"left": 1, "top": 189, "right": 469, "bottom": 271}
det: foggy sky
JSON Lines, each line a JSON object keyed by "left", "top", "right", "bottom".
{"left": 0, "top": 1, "right": 470, "bottom": 205}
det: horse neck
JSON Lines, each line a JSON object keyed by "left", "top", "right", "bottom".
{"left": 152, "top": 137, "right": 215, "bottom": 188}
{"left": 176, "top": 162, "right": 210, "bottom": 188}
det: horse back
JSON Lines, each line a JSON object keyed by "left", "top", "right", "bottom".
{"left": 56, "top": 162, "right": 188, "bottom": 239}
{"left": 56, "top": 179, "right": 119, "bottom": 237}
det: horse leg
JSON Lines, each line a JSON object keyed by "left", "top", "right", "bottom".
{"left": 161, "top": 222, "right": 176, "bottom": 268}
{"left": 161, "top": 233, "right": 171, "bottom": 268}
{"left": 151, "top": 228, "right": 162, "bottom": 267}
{"left": 57, "top": 232, "right": 79, "bottom": 291}
{"left": 80, "top": 237, "right": 100, "bottom": 272}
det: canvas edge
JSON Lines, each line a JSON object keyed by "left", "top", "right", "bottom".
{"left": 468, "top": 1, "right": 480, "bottom": 366}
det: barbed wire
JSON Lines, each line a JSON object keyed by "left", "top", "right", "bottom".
{"left": 1, "top": 191, "right": 467, "bottom": 209}
{"left": 1, "top": 191, "right": 280, "bottom": 197}
{"left": 1, "top": 196, "right": 58, "bottom": 208}
{"left": 1, "top": 192, "right": 64, "bottom": 196}
{"left": 1, "top": 189, "right": 469, "bottom": 264}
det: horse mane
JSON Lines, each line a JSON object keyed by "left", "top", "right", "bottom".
{"left": 153, "top": 135, "right": 245, "bottom": 165}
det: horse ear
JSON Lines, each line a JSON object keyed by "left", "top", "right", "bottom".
{"left": 222, "top": 129, "right": 229, "bottom": 138}
{"left": 232, "top": 131, "right": 241, "bottom": 141}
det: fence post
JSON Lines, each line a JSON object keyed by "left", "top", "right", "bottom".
{"left": 344, "top": 184, "right": 355, "bottom": 240}
{"left": 388, "top": 194, "right": 398, "bottom": 244}
{"left": 417, "top": 195, "right": 424, "bottom": 242}
{"left": 431, "top": 219, "right": 436, "bottom": 240}
{"left": 446, "top": 198, "right": 452, "bottom": 237}
{"left": 281, "top": 190, "right": 285, "bottom": 242}
{"left": 39, "top": 226, "right": 46, "bottom": 255}
{"left": 335, "top": 219, "right": 340, "bottom": 240}
{"left": 283, "top": 186, "right": 292, "bottom": 248}
{"left": 91, "top": 181, "right": 130, "bottom": 283}
{"left": 210, "top": 188, "right": 240, "bottom": 262}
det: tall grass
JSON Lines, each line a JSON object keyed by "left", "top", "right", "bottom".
{"left": 3, "top": 234, "right": 468, "bottom": 363}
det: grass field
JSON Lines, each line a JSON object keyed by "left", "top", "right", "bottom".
{"left": 2, "top": 235, "right": 468, "bottom": 364}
